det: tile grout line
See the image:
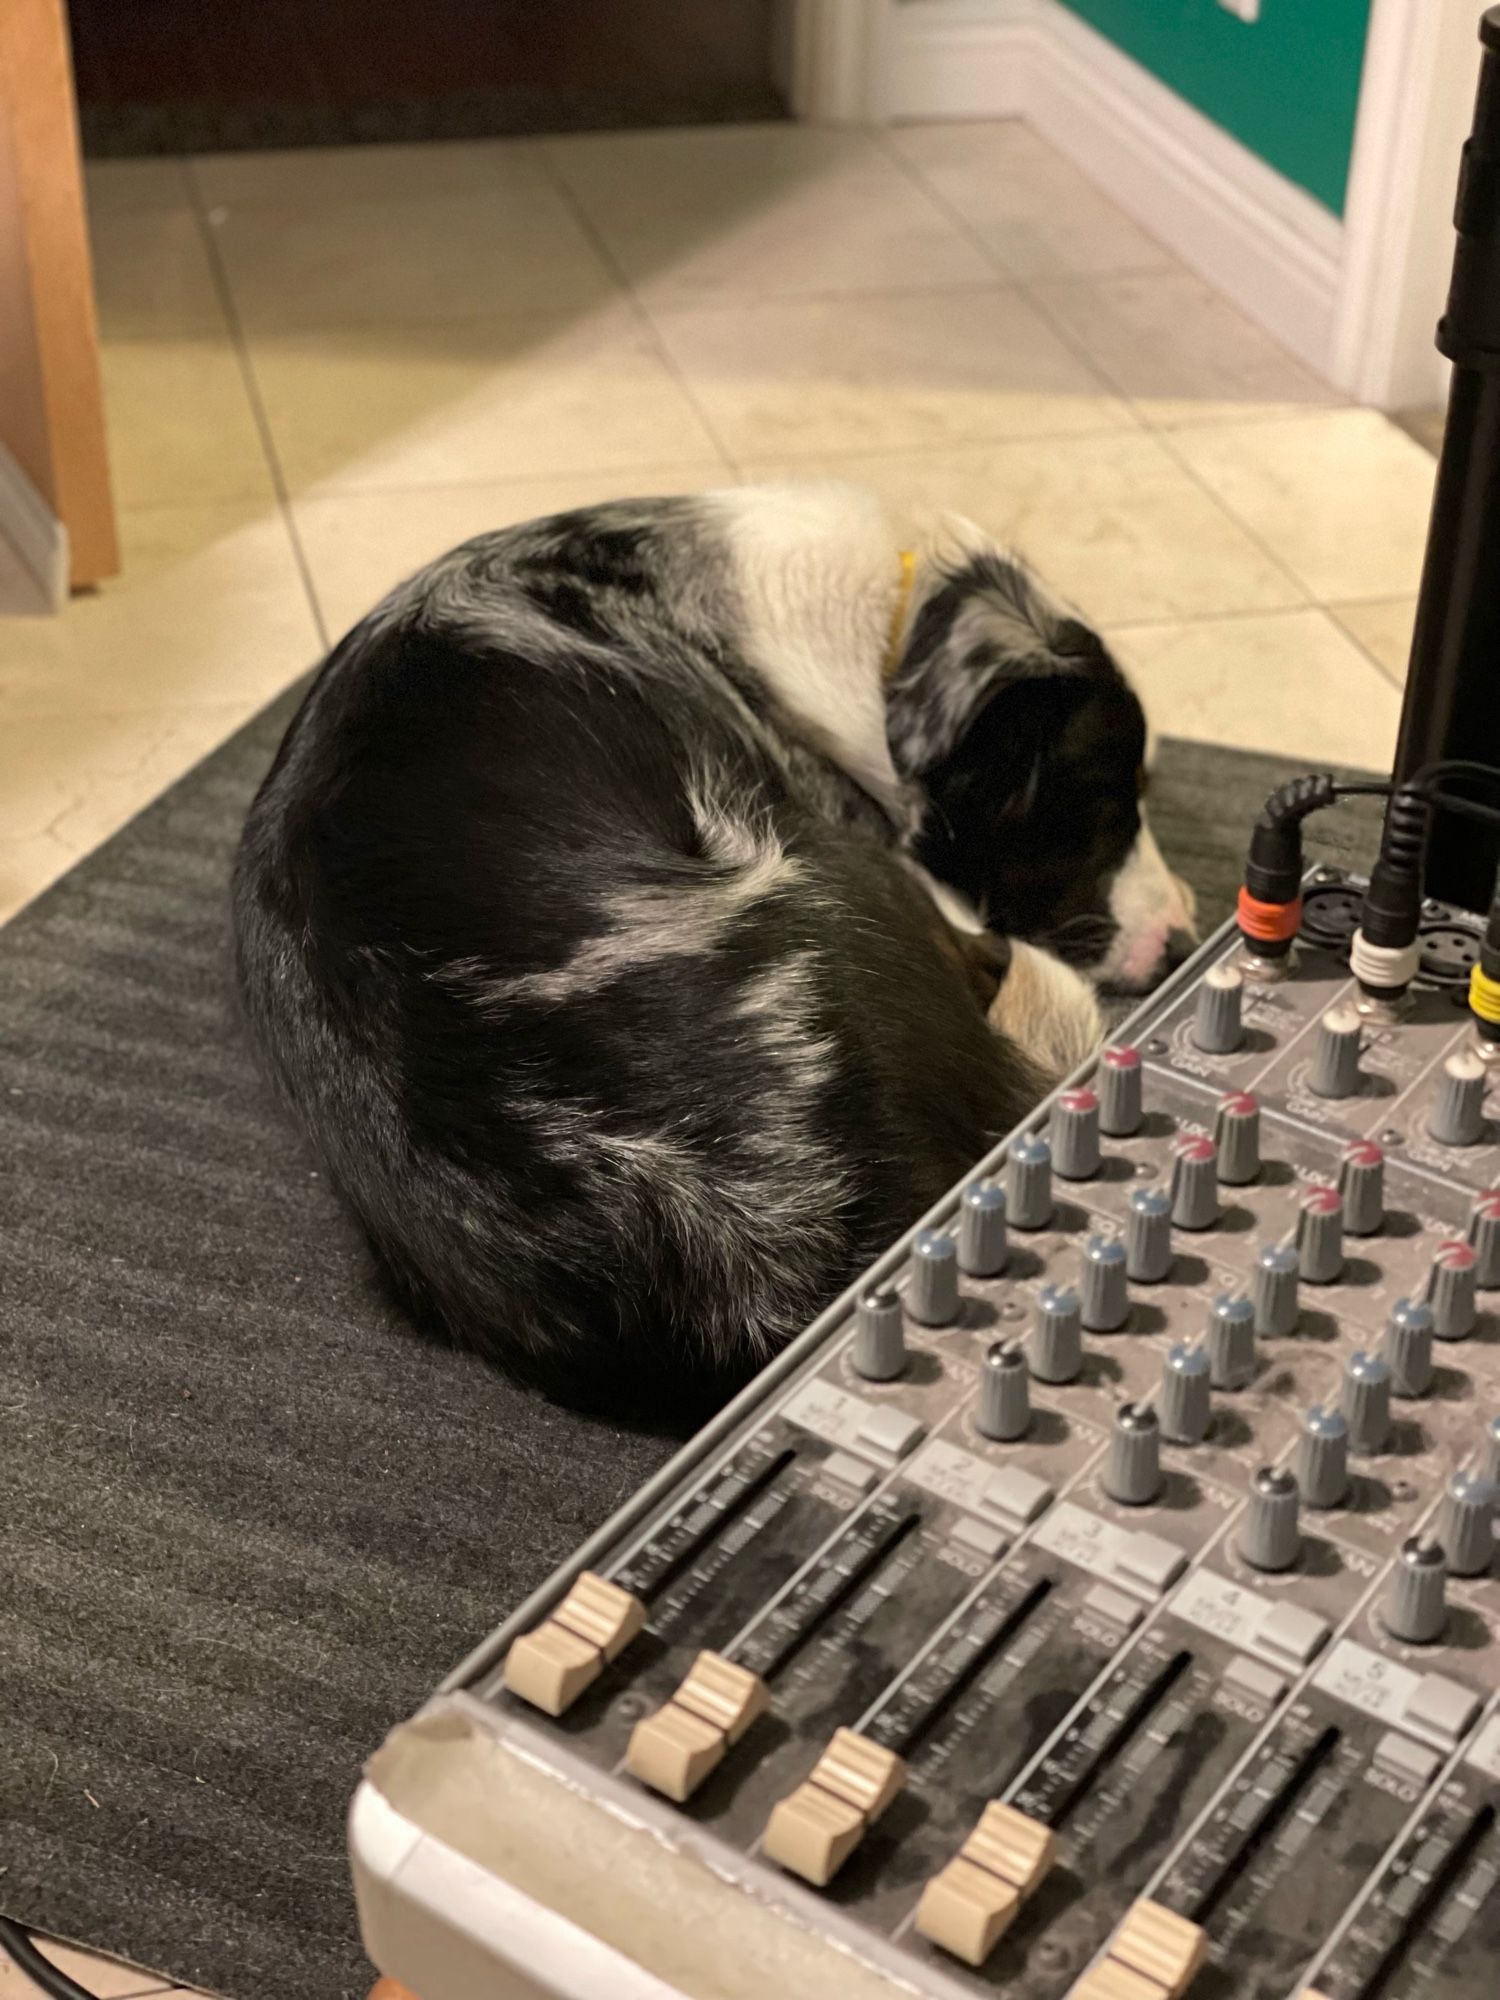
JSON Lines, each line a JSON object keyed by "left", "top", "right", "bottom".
{"left": 870, "top": 123, "right": 1141, "bottom": 419}
{"left": 1324, "top": 590, "right": 1416, "bottom": 690}
{"left": 933, "top": 131, "right": 1427, "bottom": 686}
{"left": 273, "top": 417, "right": 1146, "bottom": 504}
{"left": 892, "top": 136, "right": 1324, "bottom": 439}
{"left": 879, "top": 121, "right": 1374, "bottom": 481}
{"left": 215, "top": 274, "right": 1050, "bottom": 324}
{"left": 997, "top": 258, "right": 1323, "bottom": 614}
{"left": 533, "top": 142, "right": 747, "bottom": 483}
{"left": 544, "top": 126, "right": 1153, "bottom": 470}
{"left": 1142, "top": 415, "right": 1426, "bottom": 708}
{"left": 639, "top": 274, "right": 1032, "bottom": 310}
{"left": 1106, "top": 598, "right": 1406, "bottom": 693}
{"left": 180, "top": 159, "right": 331, "bottom": 653}
{"left": 1016, "top": 274, "right": 1398, "bottom": 659}
{"left": 869, "top": 122, "right": 1037, "bottom": 284}
{"left": 1322, "top": 607, "right": 1410, "bottom": 693}
{"left": 880, "top": 120, "right": 1422, "bottom": 739}
{"left": 874, "top": 122, "right": 1206, "bottom": 348}
{"left": 1120, "top": 411, "right": 1417, "bottom": 706}
{"left": 875, "top": 124, "right": 1351, "bottom": 651}
{"left": 1104, "top": 602, "right": 1355, "bottom": 635}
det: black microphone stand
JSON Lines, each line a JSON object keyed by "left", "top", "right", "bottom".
{"left": 1390, "top": 5, "right": 1500, "bottom": 911}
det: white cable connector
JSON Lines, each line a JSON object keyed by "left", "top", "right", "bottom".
{"left": 1350, "top": 927, "right": 1421, "bottom": 996}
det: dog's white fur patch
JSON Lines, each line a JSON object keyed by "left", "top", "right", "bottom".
{"left": 468, "top": 782, "right": 800, "bottom": 1007}
{"left": 988, "top": 940, "right": 1104, "bottom": 1079}
{"left": 1100, "top": 819, "right": 1196, "bottom": 989}
{"left": 710, "top": 483, "right": 916, "bottom": 828}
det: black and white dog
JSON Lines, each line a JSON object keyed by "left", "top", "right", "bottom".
{"left": 233, "top": 485, "right": 1193, "bottom": 1416}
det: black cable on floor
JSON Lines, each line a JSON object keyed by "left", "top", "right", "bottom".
{"left": 0, "top": 1919, "right": 102, "bottom": 2000}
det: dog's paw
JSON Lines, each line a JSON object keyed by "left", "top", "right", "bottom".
{"left": 987, "top": 939, "right": 1104, "bottom": 1082}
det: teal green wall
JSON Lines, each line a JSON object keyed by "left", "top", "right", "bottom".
{"left": 1058, "top": 0, "right": 1374, "bottom": 215}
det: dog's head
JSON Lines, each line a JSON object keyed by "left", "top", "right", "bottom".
{"left": 888, "top": 537, "right": 1196, "bottom": 993}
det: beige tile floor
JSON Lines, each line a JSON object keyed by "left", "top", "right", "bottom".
{"left": 0, "top": 1935, "right": 201, "bottom": 1999}
{"left": 0, "top": 116, "right": 1434, "bottom": 1993}
{"left": 0, "top": 121, "right": 1432, "bottom": 935}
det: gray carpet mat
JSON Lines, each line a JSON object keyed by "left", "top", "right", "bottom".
{"left": 0, "top": 696, "right": 1381, "bottom": 2000}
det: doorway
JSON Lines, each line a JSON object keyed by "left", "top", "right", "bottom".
{"left": 68, "top": 0, "right": 787, "bottom": 155}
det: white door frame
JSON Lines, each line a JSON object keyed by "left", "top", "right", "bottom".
{"left": 1332, "top": 0, "right": 1484, "bottom": 410}
{"left": 784, "top": 0, "right": 1485, "bottom": 411}
{"left": 778, "top": 0, "right": 897, "bottom": 122}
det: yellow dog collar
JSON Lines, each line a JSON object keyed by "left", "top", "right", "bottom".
{"left": 883, "top": 549, "right": 917, "bottom": 682}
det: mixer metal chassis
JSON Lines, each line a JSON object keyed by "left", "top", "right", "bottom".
{"left": 351, "top": 880, "right": 1499, "bottom": 2000}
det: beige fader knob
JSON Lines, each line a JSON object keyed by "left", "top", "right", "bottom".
{"left": 626, "top": 1650, "right": 769, "bottom": 1801}
{"left": 915, "top": 1801, "right": 1054, "bottom": 1965}
{"left": 1071, "top": 1899, "right": 1206, "bottom": 2000}
{"left": 502, "top": 1570, "right": 646, "bottom": 1716}
{"left": 762, "top": 1728, "right": 904, "bottom": 1886}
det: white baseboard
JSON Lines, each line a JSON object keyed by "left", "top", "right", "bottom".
{"left": 0, "top": 444, "right": 68, "bottom": 611}
{"left": 883, "top": 0, "right": 1345, "bottom": 379}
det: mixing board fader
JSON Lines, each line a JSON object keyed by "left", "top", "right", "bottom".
{"left": 350, "top": 877, "right": 1500, "bottom": 2000}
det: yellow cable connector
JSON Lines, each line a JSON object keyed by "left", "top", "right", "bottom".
{"left": 1470, "top": 962, "right": 1500, "bottom": 1026}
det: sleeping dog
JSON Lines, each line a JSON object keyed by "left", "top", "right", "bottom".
{"left": 233, "top": 484, "right": 1193, "bottom": 1416}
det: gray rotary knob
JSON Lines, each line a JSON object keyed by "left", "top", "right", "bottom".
{"left": 1342, "top": 1349, "right": 1391, "bottom": 1455}
{"left": 1170, "top": 1134, "right": 1220, "bottom": 1230}
{"left": 1193, "top": 961, "right": 1244, "bottom": 1054}
{"left": 1338, "top": 1139, "right": 1385, "bottom": 1237}
{"left": 978, "top": 1342, "right": 1031, "bottom": 1441}
{"left": 958, "top": 1180, "right": 1008, "bottom": 1277}
{"left": 1297, "top": 1406, "right": 1350, "bottom": 1510}
{"left": 1469, "top": 1189, "right": 1500, "bottom": 1287}
{"left": 1428, "top": 1240, "right": 1479, "bottom": 1340}
{"left": 1104, "top": 1402, "right": 1163, "bottom": 1507}
{"left": 1296, "top": 1186, "right": 1345, "bottom": 1285}
{"left": 1429, "top": 1049, "right": 1488, "bottom": 1147}
{"left": 1385, "top": 1536, "right": 1447, "bottom": 1644}
{"left": 1080, "top": 1233, "right": 1130, "bottom": 1331}
{"left": 1215, "top": 1090, "right": 1261, "bottom": 1185}
{"left": 1007, "top": 1134, "right": 1053, "bottom": 1230}
{"left": 1240, "top": 1465, "right": 1301, "bottom": 1573}
{"left": 1051, "top": 1087, "right": 1101, "bottom": 1181}
{"left": 853, "top": 1287, "right": 905, "bottom": 1380}
{"left": 1439, "top": 1472, "right": 1495, "bottom": 1577}
{"left": 1310, "top": 1005, "right": 1363, "bottom": 1099}
{"left": 1098, "top": 1044, "right": 1143, "bottom": 1136}
{"left": 909, "top": 1229, "right": 960, "bottom": 1326}
{"left": 1251, "top": 1244, "right": 1300, "bottom": 1337}
{"left": 1031, "top": 1284, "right": 1083, "bottom": 1384}
{"left": 1126, "top": 1187, "right": 1173, "bottom": 1282}
{"left": 1207, "top": 1292, "right": 1256, "bottom": 1389}
{"left": 1382, "top": 1298, "right": 1434, "bottom": 1398}
{"left": 1159, "top": 1343, "right": 1211, "bottom": 1445}
{"left": 1482, "top": 1413, "right": 1500, "bottom": 1488}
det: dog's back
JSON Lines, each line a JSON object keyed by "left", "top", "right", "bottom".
{"left": 233, "top": 497, "right": 1051, "bottom": 1412}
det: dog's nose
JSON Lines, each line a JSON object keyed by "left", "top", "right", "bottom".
{"left": 1163, "top": 928, "right": 1197, "bottom": 973}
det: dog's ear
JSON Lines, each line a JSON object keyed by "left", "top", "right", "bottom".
{"left": 888, "top": 550, "right": 1084, "bottom": 776}
{"left": 897, "top": 563, "right": 1148, "bottom": 925}
{"left": 915, "top": 663, "right": 1093, "bottom": 841}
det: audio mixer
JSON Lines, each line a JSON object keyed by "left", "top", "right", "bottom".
{"left": 350, "top": 872, "right": 1500, "bottom": 2000}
